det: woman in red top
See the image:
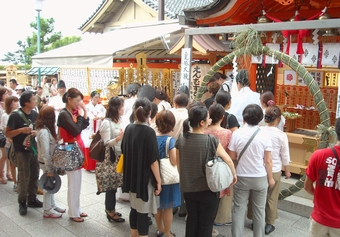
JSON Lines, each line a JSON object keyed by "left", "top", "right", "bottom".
{"left": 57, "top": 88, "right": 89, "bottom": 222}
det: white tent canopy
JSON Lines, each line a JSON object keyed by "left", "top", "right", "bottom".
{"left": 32, "top": 21, "right": 183, "bottom": 68}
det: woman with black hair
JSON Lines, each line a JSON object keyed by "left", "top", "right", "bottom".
{"left": 228, "top": 69, "right": 261, "bottom": 126}
{"left": 99, "top": 97, "right": 125, "bottom": 223}
{"left": 121, "top": 98, "right": 162, "bottom": 237}
{"left": 259, "top": 91, "right": 285, "bottom": 131}
{"left": 247, "top": 106, "right": 291, "bottom": 235}
{"left": 215, "top": 90, "right": 239, "bottom": 132}
{"left": 82, "top": 90, "right": 106, "bottom": 172}
{"left": 204, "top": 104, "right": 233, "bottom": 226}
{"left": 154, "top": 89, "right": 171, "bottom": 112}
{"left": 175, "top": 103, "right": 236, "bottom": 237}
{"left": 122, "top": 83, "right": 141, "bottom": 126}
{"left": 57, "top": 88, "right": 89, "bottom": 222}
{"left": 228, "top": 104, "right": 275, "bottom": 237}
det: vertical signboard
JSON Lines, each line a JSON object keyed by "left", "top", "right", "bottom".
{"left": 180, "top": 48, "right": 192, "bottom": 92}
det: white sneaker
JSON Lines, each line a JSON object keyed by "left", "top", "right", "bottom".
{"left": 43, "top": 209, "right": 62, "bottom": 218}
{"left": 53, "top": 205, "right": 66, "bottom": 213}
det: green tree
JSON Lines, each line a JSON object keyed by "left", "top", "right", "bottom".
{"left": 2, "top": 17, "right": 81, "bottom": 65}
{"left": 47, "top": 36, "right": 81, "bottom": 50}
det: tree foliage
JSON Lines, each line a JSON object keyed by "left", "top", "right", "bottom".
{"left": 47, "top": 36, "right": 81, "bottom": 51}
{"left": 2, "top": 17, "right": 81, "bottom": 65}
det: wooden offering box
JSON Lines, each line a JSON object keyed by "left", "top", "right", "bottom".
{"left": 285, "top": 129, "right": 319, "bottom": 175}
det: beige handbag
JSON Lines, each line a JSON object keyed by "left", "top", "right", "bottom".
{"left": 160, "top": 137, "right": 179, "bottom": 185}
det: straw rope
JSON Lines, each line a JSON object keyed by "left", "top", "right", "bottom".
{"left": 194, "top": 27, "right": 332, "bottom": 200}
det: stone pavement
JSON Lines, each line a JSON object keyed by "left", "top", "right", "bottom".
{"left": 0, "top": 169, "right": 310, "bottom": 237}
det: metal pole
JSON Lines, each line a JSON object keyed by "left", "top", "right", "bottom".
{"left": 37, "top": 10, "right": 41, "bottom": 86}
{"left": 158, "top": 0, "right": 164, "bottom": 21}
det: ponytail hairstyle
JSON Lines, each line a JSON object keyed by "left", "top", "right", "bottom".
{"left": 264, "top": 106, "right": 282, "bottom": 124}
{"left": 260, "top": 91, "right": 275, "bottom": 107}
{"left": 235, "top": 69, "right": 250, "bottom": 87}
{"left": 133, "top": 98, "right": 152, "bottom": 123}
{"left": 183, "top": 103, "right": 208, "bottom": 138}
{"left": 62, "top": 88, "right": 83, "bottom": 104}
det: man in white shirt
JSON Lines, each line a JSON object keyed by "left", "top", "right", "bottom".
{"left": 228, "top": 70, "right": 261, "bottom": 125}
{"left": 170, "top": 92, "right": 189, "bottom": 140}
{"left": 169, "top": 92, "right": 189, "bottom": 218}
{"left": 9, "top": 78, "right": 19, "bottom": 98}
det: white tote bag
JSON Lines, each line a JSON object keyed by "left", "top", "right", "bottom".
{"left": 160, "top": 137, "right": 179, "bottom": 185}
{"left": 205, "top": 135, "right": 233, "bottom": 192}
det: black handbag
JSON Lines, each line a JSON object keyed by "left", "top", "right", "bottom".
{"left": 0, "top": 132, "right": 6, "bottom": 148}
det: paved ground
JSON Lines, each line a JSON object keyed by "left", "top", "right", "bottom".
{"left": 0, "top": 169, "right": 310, "bottom": 237}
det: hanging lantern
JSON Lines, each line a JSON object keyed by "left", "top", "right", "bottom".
{"left": 275, "top": 0, "right": 294, "bottom": 5}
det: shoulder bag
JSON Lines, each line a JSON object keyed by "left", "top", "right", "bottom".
{"left": 89, "top": 119, "right": 113, "bottom": 162}
{"left": 205, "top": 135, "right": 233, "bottom": 192}
{"left": 52, "top": 141, "right": 84, "bottom": 171}
{"left": 116, "top": 154, "right": 124, "bottom": 174}
{"left": 95, "top": 121, "right": 123, "bottom": 194}
{"left": 238, "top": 128, "right": 261, "bottom": 162}
{"left": 160, "top": 137, "right": 179, "bottom": 185}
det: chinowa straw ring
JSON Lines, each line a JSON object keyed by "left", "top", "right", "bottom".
{"left": 195, "top": 27, "right": 332, "bottom": 200}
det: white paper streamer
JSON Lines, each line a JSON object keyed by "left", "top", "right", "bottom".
{"left": 267, "top": 55, "right": 275, "bottom": 77}
{"left": 232, "top": 56, "right": 238, "bottom": 80}
{"left": 272, "top": 32, "right": 278, "bottom": 44}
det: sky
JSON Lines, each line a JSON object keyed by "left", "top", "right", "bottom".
{"left": 0, "top": 0, "right": 103, "bottom": 61}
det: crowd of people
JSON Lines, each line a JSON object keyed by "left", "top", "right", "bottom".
{"left": 0, "top": 71, "right": 338, "bottom": 237}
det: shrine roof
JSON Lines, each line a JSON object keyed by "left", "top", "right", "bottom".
{"left": 183, "top": 0, "right": 340, "bottom": 26}
{"left": 141, "top": 0, "right": 213, "bottom": 19}
{"left": 79, "top": 0, "right": 213, "bottom": 33}
{"left": 169, "top": 34, "right": 231, "bottom": 55}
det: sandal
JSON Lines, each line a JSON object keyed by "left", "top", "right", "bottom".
{"left": 106, "top": 211, "right": 125, "bottom": 222}
{"left": 70, "top": 217, "right": 84, "bottom": 222}
{"left": 6, "top": 174, "right": 13, "bottom": 181}
{"left": 0, "top": 177, "right": 7, "bottom": 184}
{"left": 80, "top": 213, "right": 88, "bottom": 217}
{"left": 112, "top": 213, "right": 125, "bottom": 222}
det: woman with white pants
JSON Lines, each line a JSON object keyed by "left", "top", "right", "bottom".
{"left": 57, "top": 88, "right": 89, "bottom": 222}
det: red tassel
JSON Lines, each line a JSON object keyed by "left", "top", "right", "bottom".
{"left": 296, "top": 35, "right": 304, "bottom": 55}
{"left": 266, "top": 11, "right": 323, "bottom": 55}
